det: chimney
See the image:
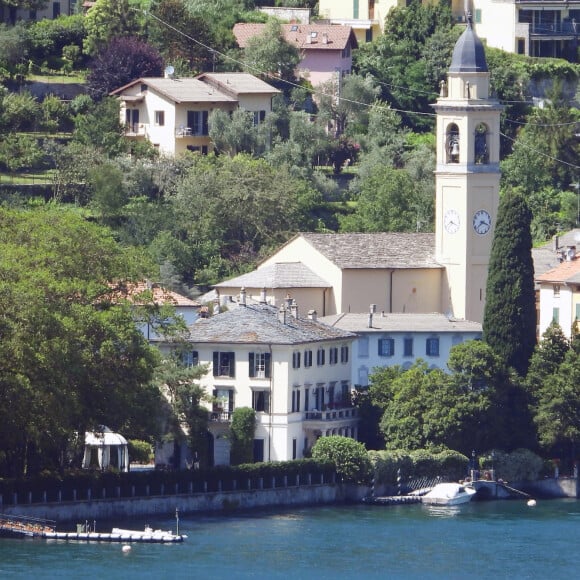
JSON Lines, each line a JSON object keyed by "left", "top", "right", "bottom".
{"left": 260, "top": 287, "right": 267, "bottom": 304}
{"left": 278, "top": 305, "right": 287, "bottom": 324}
{"left": 368, "top": 312, "right": 373, "bottom": 328}
{"left": 239, "top": 287, "right": 246, "bottom": 306}
{"left": 322, "top": 32, "right": 328, "bottom": 44}
{"left": 290, "top": 300, "right": 298, "bottom": 318}
{"left": 285, "top": 293, "right": 293, "bottom": 310}
{"left": 308, "top": 309, "right": 317, "bottom": 321}
{"left": 566, "top": 246, "right": 576, "bottom": 261}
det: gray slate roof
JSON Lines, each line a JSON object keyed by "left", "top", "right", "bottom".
{"left": 189, "top": 302, "right": 355, "bottom": 345}
{"left": 320, "top": 312, "right": 482, "bottom": 333}
{"left": 296, "top": 233, "right": 441, "bottom": 269}
{"left": 532, "top": 229, "right": 580, "bottom": 279}
{"left": 214, "top": 262, "right": 330, "bottom": 289}
{"left": 449, "top": 21, "right": 488, "bottom": 74}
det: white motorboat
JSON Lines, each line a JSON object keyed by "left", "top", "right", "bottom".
{"left": 422, "top": 482, "right": 476, "bottom": 506}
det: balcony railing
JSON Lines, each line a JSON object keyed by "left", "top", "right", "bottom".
{"left": 529, "top": 22, "right": 580, "bottom": 37}
{"left": 209, "top": 410, "right": 232, "bottom": 423}
{"left": 125, "top": 123, "right": 147, "bottom": 136}
{"left": 304, "top": 405, "right": 357, "bottom": 421}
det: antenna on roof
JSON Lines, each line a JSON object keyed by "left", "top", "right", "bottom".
{"left": 164, "top": 65, "right": 175, "bottom": 79}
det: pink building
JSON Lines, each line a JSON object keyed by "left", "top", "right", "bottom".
{"left": 233, "top": 23, "right": 358, "bottom": 88}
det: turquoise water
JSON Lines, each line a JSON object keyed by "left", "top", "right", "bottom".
{"left": 1, "top": 499, "right": 580, "bottom": 579}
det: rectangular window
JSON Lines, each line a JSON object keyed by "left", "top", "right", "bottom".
{"left": 553, "top": 307, "right": 560, "bottom": 324}
{"left": 249, "top": 352, "right": 271, "bottom": 378}
{"left": 353, "top": 0, "right": 359, "bottom": 19}
{"left": 365, "top": 29, "right": 373, "bottom": 43}
{"left": 426, "top": 338, "right": 440, "bottom": 357}
{"left": 253, "top": 439, "right": 264, "bottom": 462}
{"left": 292, "top": 390, "right": 296, "bottom": 413}
{"left": 252, "top": 389, "right": 270, "bottom": 413}
{"left": 404, "top": 338, "right": 413, "bottom": 357}
{"left": 554, "top": 284, "right": 561, "bottom": 297}
{"left": 329, "top": 347, "right": 338, "bottom": 365}
{"left": 213, "top": 351, "right": 235, "bottom": 377}
{"left": 188, "top": 110, "right": 209, "bottom": 136}
{"left": 253, "top": 110, "right": 266, "bottom": 125}
{"left": 304, "top": 350, "right": 313, "bottom": 367}
{"left": 305, "top": 388, "right": 310, "bottom": 411}
{"left": 292, "top": 351, "right": 301, "bottom": 369}
{"left": 317, "top": 348, "right": 325, "bottom": 366}
{"left": 296, "top": 389, "right": 301, "bottom": 412}
{"left": 53, "top": 2, "right": 61, "bottom": 18}
{"left": 378, "top": 338, "right": 395, "bottom": 357}
{"left": 292, "top": 438, "right": 297, "bottom": 460}
{"left": 212, "top": 388, "right": 234, "bottom": 417}
{"left": 154, "top": 110, "right": 165, "bottom": 126}
{"left": 341, "top": 382, "right": 349, "bottom": 405}
{"left": 341, "top": 345, "right": 349, "bottom": 363}
{"left": 182, "top": 350, "right": 199, "bottom": 367}
{"left": 359, "top": 337, "right": 369, "bottom": 357}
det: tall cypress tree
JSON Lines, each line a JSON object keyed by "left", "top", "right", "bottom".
{"left": 483, "top": 188, "right": 536, "bottom": 376}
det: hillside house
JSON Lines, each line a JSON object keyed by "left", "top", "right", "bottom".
{"left": 232, "top": 23, "right": 358, "bottom": 88}
{"left": 109, "top": 73, "right": 279, "bottom": 157}
{"left": 1, "top": 0, "right": 75, "bottom": 23}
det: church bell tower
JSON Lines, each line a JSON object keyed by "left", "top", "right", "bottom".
{"left": 433, "top": 15, "right": 503, "bottom": 323}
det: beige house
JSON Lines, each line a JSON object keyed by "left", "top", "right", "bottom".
{"left": 1, "top": 0, "right": 74, "bottom": 23}
{"left": 317, "top": 0, "right": 466, "bottom": 43}
{"left": 110, "top": 73, "right": 280, "bottom": 157}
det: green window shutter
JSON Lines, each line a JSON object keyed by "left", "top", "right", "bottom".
{"left": 353, "top": 0, "right": 359, "bottom": 19}
{"left": 265, "top": 353, "right": 271, "bottom": 378}
{"left": 249, "top": 352, "right": 255, "bottom": 377}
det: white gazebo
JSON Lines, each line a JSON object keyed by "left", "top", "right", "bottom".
{"left": 82, "top": 426, "right": 129, "bottom": 472}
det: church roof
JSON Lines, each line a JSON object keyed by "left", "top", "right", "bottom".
{"left": 214, "top": 262, "right": 330, "bottom": 289}
{"left": 449, "top": 19, "right": 488, "bottom": 74}
{"left": 297, "top": 232, "right": 441, "bottom": 269}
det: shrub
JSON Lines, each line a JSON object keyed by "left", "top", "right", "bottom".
{"left": 311, "top": 436, "right": 372, "bottom": 484}
{"left": 128, "top": 440, "right": 153, "bottom": 464}
{"left": 229, "top": 407, "right": 256, "bottom": 465}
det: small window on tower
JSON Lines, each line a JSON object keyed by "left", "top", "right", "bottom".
{"left": 446, "top": 124, "right": 460, "bottom": 164}
{"left": 474, "top": 123, "right": 489, "bottom": 164}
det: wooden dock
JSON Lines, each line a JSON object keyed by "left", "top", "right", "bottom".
{"left": 1, "top": 513, "right": 185, "bottom": 543}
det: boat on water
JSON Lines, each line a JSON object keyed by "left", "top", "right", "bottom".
{"left": 422, "top": 482, "right": 476, "bottom": 506}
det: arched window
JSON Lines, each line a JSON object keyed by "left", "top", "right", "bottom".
{"left": 446, "top": 123, "right": 460, "bottom": 163}
{"left": 474, "top": 123, "right": 489, "bottom": 164}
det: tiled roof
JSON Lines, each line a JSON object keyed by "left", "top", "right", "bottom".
{"left": 189, "top": 302, "right": 355, "bottom": 345}
{"left": 111, "top": 77, "right": 237, "bottom": 104}
{"left": 536, "top": 257, "right": 580, "bottom": 285}
{"left": 320, "top": 312, "right": 482, "bottom": 333}
{"left": 111, "top": 282, "right": 200, "bottom": 307}
{"left": 214, "top": 262, "right": 330, "bottom": 289}
{"left": 296, "top": 233, "right": 441, "bottom": 269}
{"left": 196, "top": 73, "right": 280, "bottom": 95}
{"left": 233, "top": 23, "right": 357, "bottom": 51}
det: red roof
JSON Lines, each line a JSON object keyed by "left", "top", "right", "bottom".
{"left": 233, "top": 23, "right": 357, "bottom": 51}
{"left": 111, "top": 282, "right": 200, "bottom": 308}
{"left": 536, "top": 256, "right": 580, "bottom": 284}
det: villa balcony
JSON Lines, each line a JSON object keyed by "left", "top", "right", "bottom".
{"left": 304, "top": 404, "right": 357, "bottom": 422}
{"left": 125, "top": 123, "right": 147, "bottom": 137}
{"left": 529, "top": 21, "right": 580, "bottom": 38}
{"left": 209, "top": 410, "right": 232, "bottom": 423}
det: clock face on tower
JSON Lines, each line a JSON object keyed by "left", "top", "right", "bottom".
{"left": 444, "top": 209, "right": 460, "bottom": 234}
{"left": 473, "top": 209, "right": 492, "bottom": 235}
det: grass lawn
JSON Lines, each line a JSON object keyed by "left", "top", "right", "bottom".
{"left": 27, "top": 73, "right": 86, "bottom": 84}
{"left": 0, "top": 171, "right": 54, "bottom": 184}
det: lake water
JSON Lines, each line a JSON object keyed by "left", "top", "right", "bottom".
{"left": 1, "top": 499, "right": 580, "bottom": 579}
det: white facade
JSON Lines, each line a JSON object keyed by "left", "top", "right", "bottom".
{"left": 320, "top": 312, "right": 482, "bottom": 387}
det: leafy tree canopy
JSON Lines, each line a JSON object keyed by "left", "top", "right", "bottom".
{"left": 311, "top": 435, "right": 372, "bottom": 484}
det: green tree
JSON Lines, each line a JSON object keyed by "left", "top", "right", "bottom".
{"left": 209, "top": 109, "right": 262, "bottom": 156}
{"left": 0, "top": 22, "right": 28, "bottom": 80}
{"left": 229, "top": 407, "right": 256, "bottom": 465}
{"left": 242, "top": 19, "right": 300, "bottom": 88}
{"left": 311, "top": 435, "right": 372, "bottom": 484}
{"left": 0, "top": 133, "right": 44, "bottom": 173}
{"left": 0, "top": 206, "right": 159, "bottom": 477}
{"left": 483, "top": 188, "right": 536, "bottom": 376}
{"left": 83, "top": 0, "right": 147, "bottom": 56}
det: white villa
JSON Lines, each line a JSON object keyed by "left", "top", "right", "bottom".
{"left": 157, "top": 296, "right": 357, "bottom": 467}
{"left": 110, "top": 73, "right": 279, "bottom": 157}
